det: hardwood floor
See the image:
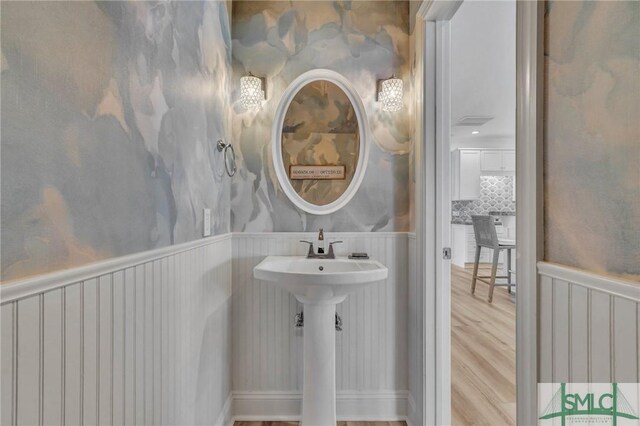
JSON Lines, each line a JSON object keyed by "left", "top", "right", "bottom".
{"left": 451, "top": 264, "right": 516, "bottom": 426}
{"left": 234, "top": 423, "right": 406, "bottom": 426}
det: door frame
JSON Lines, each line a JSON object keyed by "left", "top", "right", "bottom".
{"left": 413, "top": 1, "right": 543, "bottom": 424}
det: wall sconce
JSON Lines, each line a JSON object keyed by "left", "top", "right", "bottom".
{"left": 240, "top": 73, "right": 265, "bottom": 110}
{"left": 377, "top": 76, "right": 403, "bottom": 112}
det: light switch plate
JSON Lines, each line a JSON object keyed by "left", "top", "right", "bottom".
{"left": 203, "top": 208, "right": 211, "bottom": 237}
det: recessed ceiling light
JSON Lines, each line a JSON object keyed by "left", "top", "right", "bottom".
{"left": 471, "top": 130, "right": 480, "bottom": 135}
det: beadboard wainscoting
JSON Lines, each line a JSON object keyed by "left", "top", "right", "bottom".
{"left": 231, "top": 233, "right": 409, "bottom": 420}
{"left": 406, "top": 233, "right": 421, "bottom": 426}
{"left": 538, "top": 262, "right": 640, "bottom": 384}
{"left": 0, "top": 234, "right": 233, "bottom": 426}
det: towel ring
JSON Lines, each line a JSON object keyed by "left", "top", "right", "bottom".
{"left": 217, "top": 140, "right": 236, "bottom": 177}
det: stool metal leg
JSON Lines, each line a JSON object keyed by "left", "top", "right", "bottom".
{"left": 507, "top": 248, "right": 512, "bottom": 294}
{"left": 488, "top": 248, "right": 500, "bottom": 303}
{"left": 471, "top": 245, "right": 481, "bottom": 294}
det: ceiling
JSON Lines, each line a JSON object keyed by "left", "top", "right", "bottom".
{"left": 450, "top": 0, "right": 516, "bottom": 149}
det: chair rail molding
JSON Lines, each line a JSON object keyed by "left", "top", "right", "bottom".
{"left": 0, "top": 233, "right": 233, "bottom": 303}
{"left": 538, "top": 262, "right": 640, "bottom": 302}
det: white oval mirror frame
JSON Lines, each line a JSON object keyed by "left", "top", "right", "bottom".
{"left": 272, "top": 69, "right": 370, "bottom": 215}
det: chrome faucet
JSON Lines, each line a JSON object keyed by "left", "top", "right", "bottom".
{"left": 300, "top": 230, "right": 342, "bottom": 259}
{"left": 317, "top": 228, "right": 325, "bottom": 254}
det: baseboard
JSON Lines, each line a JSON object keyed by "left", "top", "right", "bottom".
{"left": 215, "top": 394, "right": 233, "bottom": 426}
{"left": 231, "top": 390, "right": 409, "bottom": 421}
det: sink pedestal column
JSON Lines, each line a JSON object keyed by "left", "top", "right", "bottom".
{"left": 300, "top": 297, "right": 345, "bottom": 426}
{"left": 254, "top": 257, "right": 387, "bottom": 426}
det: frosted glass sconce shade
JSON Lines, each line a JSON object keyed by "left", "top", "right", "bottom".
{"left": 378, "top": 77, "right": 403, "bottom": 112}
{"left": 240, "top": 74, "right": 265, "bottom": 109}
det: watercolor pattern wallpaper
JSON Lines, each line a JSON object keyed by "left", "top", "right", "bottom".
{"left": 230, "top": 1, "right": 412, "bottom": 232}
{"left": 1, "top": 1, "right": 232, "bottom": 281}
{"left": 544, "top": 1, "right": 640, "bottom": 280}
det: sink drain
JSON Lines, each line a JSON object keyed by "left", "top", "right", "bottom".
{"left": 319, "top": 266, "right": 324, "bottom": 271}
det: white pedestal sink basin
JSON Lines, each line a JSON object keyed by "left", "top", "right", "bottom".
{"left": 254, "top": 256, "right": 388, "bottom": 425}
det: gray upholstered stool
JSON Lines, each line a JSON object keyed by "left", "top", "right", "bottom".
{"left": 470, "top": 215, "right": 516, "bottom": 302}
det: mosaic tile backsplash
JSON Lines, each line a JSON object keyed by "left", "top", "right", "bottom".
{"left": 451, "top": 176, "right": 515, "bottom": 224}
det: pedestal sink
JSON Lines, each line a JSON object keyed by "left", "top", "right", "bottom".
{"left": 254, "top": 256, "right": 388, "bottom": 425}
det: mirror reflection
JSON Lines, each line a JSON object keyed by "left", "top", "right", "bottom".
{"left": 282, "top": 80, "right": 360, "bottom": 206}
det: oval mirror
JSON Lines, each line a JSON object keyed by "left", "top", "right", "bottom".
{"left": 272, "top": 70, "right": 369, "bottom": 215}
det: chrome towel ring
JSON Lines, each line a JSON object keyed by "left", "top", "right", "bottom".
{"left": 217, "top": 140, "right": 236, "bottom": 177}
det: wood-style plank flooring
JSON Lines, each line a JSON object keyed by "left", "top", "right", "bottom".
{"left": 451, "top": 265, "right": 516, "bottom": 425}
{"left": 234, "top": 423, "right": 406, "bottom": 426}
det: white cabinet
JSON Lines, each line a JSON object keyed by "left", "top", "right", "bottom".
{"left": 480, "top": 150, "right": 515, "bottom": 172}
{"left": 501, "top": 215, "right": 517, "bottom": 240}
{"left": 451, "top": 149, "right": 481, "bottom": 200}
{"left": 452, "top": 148, "right": 515, "bottom": 200}
{"left": 452, "top": 225, "right": 469, "bottom": 267}
{"left": 503, "top": 151, "right": 516, "bottom": 172}
{"left": 480, "top": 151, "right": 502, "bottom": 171}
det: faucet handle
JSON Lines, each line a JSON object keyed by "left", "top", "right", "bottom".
{"left": 327, "top": 240, "right": 343, "bottom": 258}
{"left": 299, "top": 240, "right": 315, "bottom": 257}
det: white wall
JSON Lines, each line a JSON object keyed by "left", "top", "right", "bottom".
{"left": 231, "top": 232, "right": 409, "bottom": 419}
{"left": 0, "top": 235, "right": 233, "bottom": 426}
{"left": 1, "top": 232, "right": 413, "bottom": 423}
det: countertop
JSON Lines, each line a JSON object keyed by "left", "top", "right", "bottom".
{"left": 452, "top": 219, "right": 504, "bottom": 226}
{"left": 451, "top": 219, "right": 474, "bottom": 225}
{"left": 451, "top": 211, "right": 515, "bottom": 225}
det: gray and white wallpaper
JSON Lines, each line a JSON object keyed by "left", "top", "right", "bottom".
{"left": 451, "top": 176, "right": 515, "bottom": 224}
{"left": 230, "top": 1, "right": 412, "bottom": 232}
{"left": 1, "top": 1, "right": 232, "bottom": 281}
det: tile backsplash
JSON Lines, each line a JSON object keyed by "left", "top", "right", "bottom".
{"left": 452, "top": 176, "right": 515, "bottom": 224}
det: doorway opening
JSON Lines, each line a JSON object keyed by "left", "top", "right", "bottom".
{"left": 414, "top": 0, "right": 541, "bottom": 424}
{"left": 448, "top": 2, "right": 517, "bottom": 424}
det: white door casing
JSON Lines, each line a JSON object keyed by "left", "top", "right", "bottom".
{"left": 414, "top": 1, "right": 541, "bottom": 425}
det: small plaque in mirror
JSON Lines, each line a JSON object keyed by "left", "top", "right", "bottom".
{"left": 289, "top": 165, "right": 345, "bottom": 180}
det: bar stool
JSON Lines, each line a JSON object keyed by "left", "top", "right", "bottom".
{"left": 470, "top": 215, "right": 516, "bottom": 302}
